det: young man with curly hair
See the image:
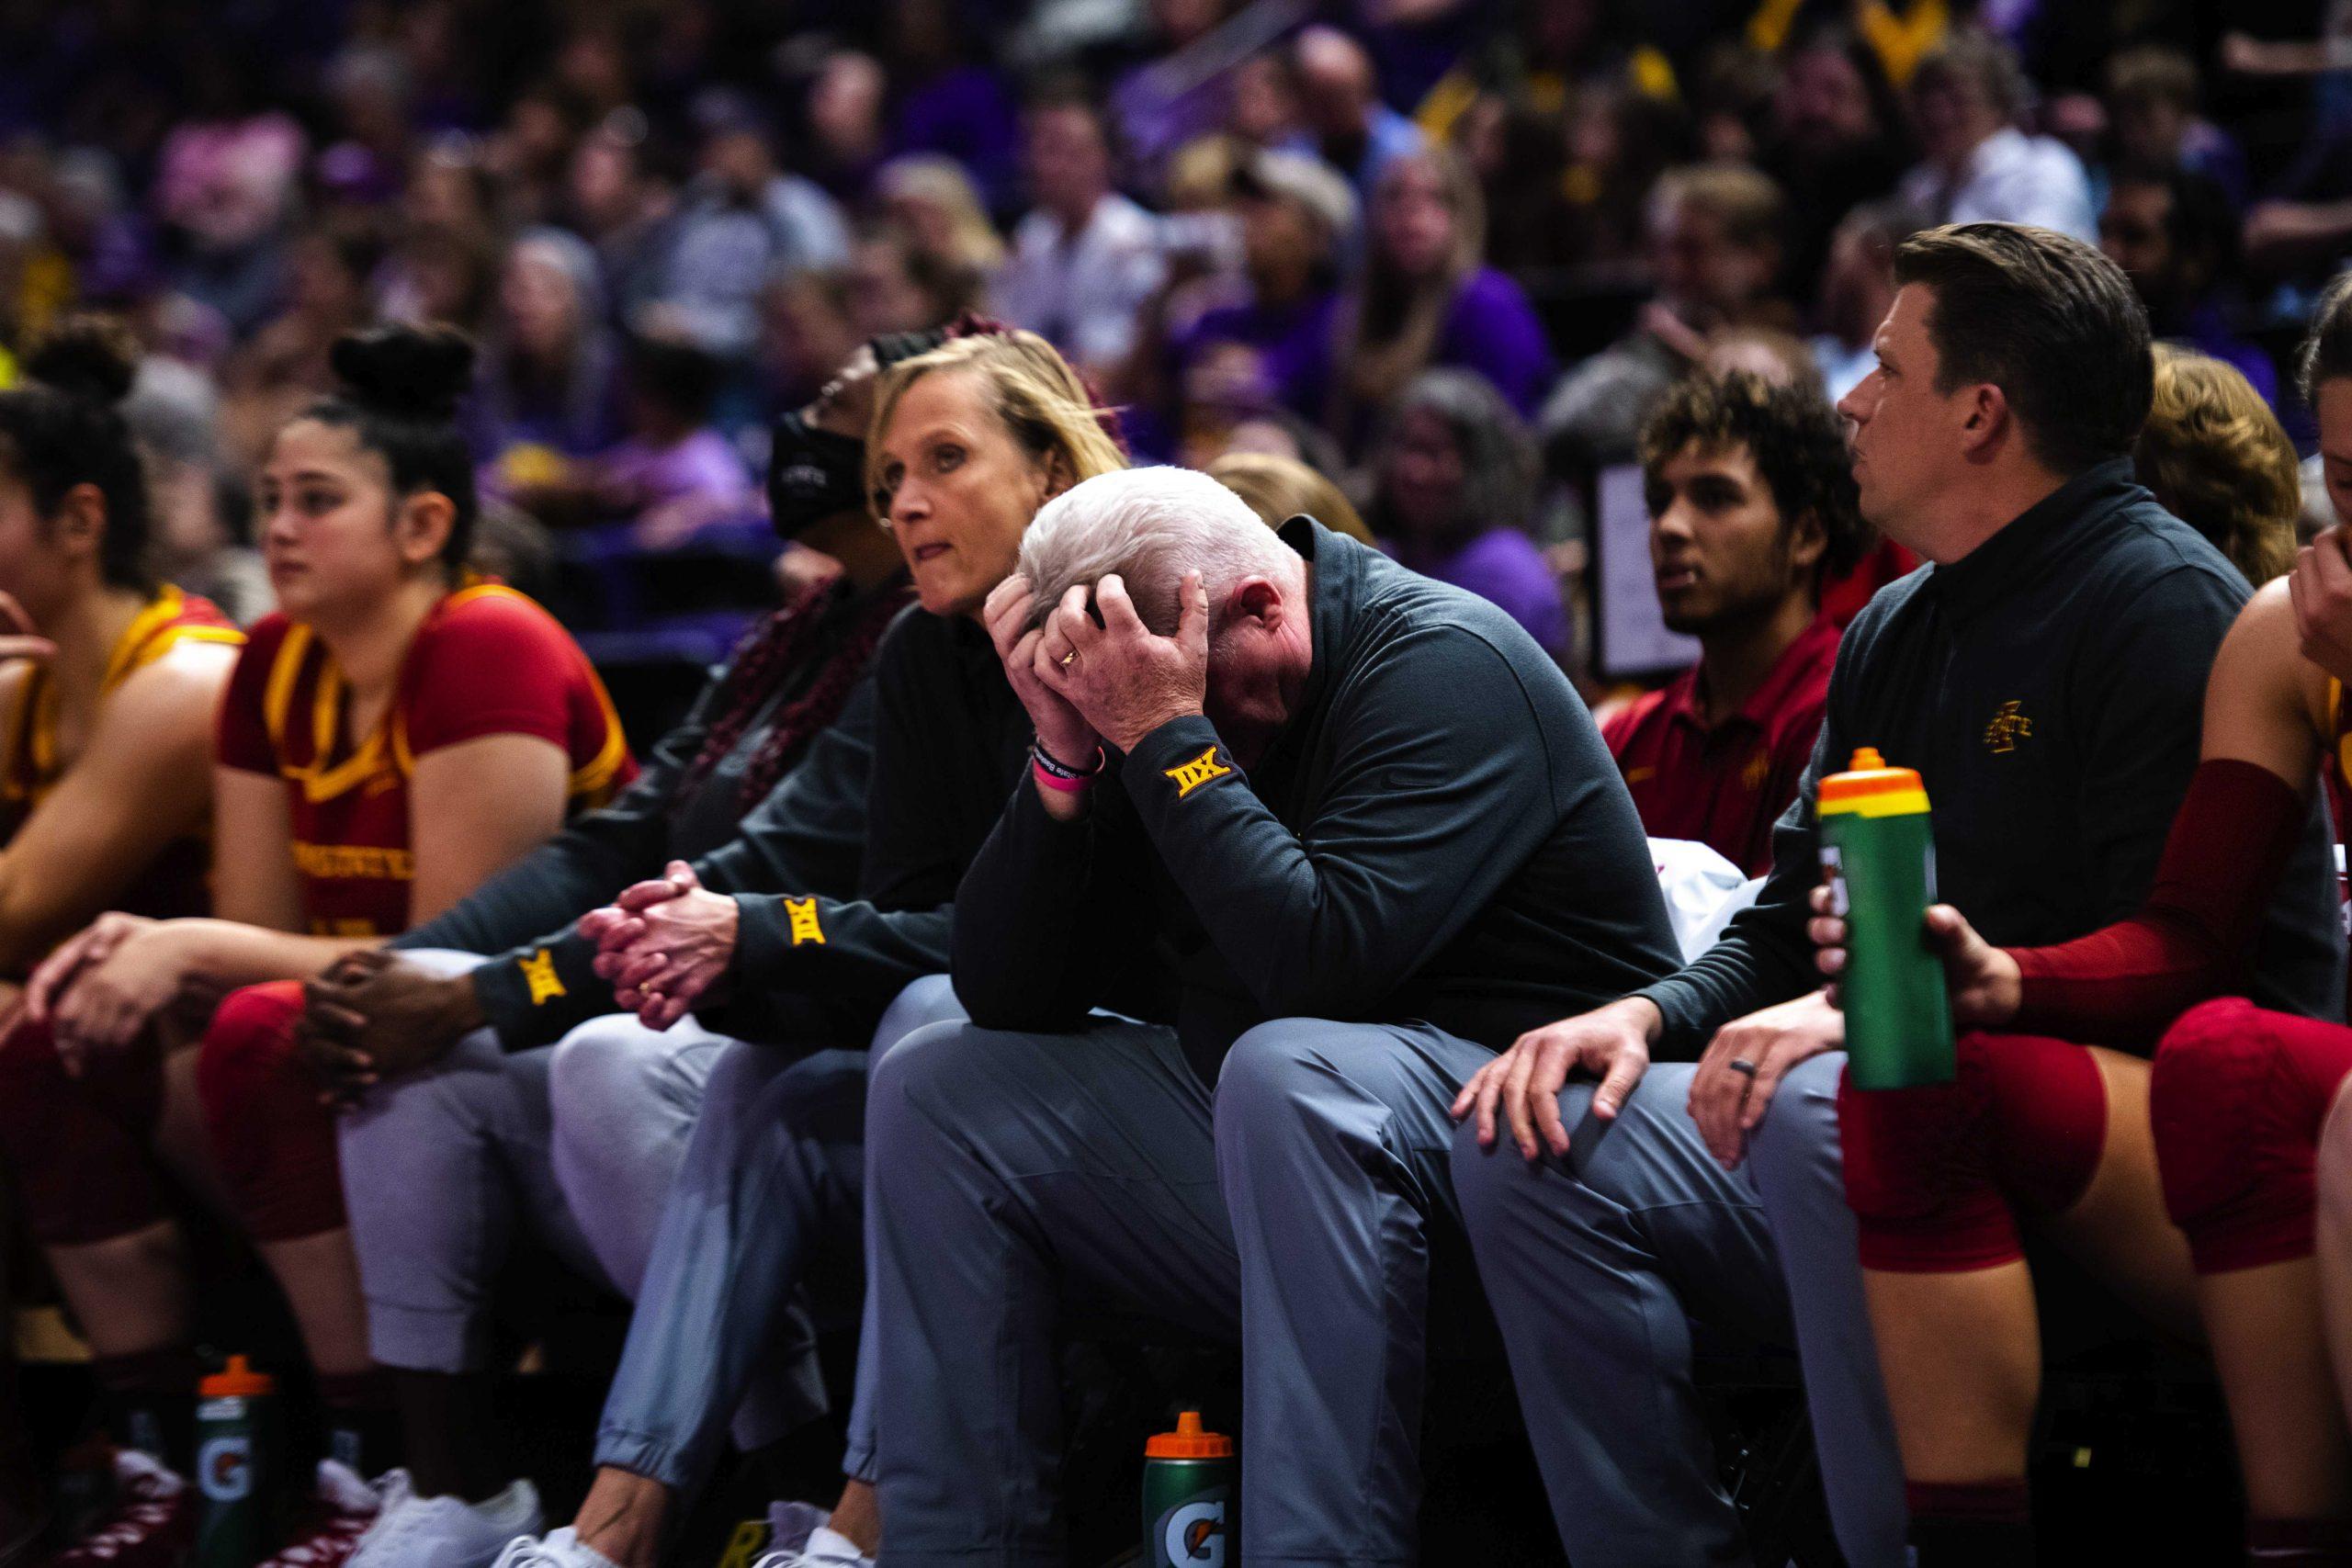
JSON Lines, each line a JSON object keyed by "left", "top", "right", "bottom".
{"left": 1606, "top": 370, "right": 1874, "bottom": 874}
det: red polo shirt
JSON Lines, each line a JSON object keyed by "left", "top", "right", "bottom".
{"left": 1602, "top": 615, "right": 1840, "bottom": 876}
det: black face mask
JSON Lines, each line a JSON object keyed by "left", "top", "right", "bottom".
{"left": 766, "top": 409, "right": 869, "bottom": 541}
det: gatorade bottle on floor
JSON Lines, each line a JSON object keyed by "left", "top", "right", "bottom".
{"left": 194, "top": 1357, "right": 276, "bottom": 1568}
{"left": 1817, "top": 748, "right": 1955, "bottom": 1089}
{"left": 1143, "top": 1411, "right": 1233, "bottom": 1568}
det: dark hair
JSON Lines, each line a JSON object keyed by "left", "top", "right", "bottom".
{"left": 2107, "top": 162, "right": 2243, "bottom": 290}
{"left": 2300, "top": 269, "right": 2352, "bottom": 406}
{"left": 303, "top": 323, "right": 481, "bottom": 567}
{"left": 1894, "top": 222, "right": 2153, "bottom": 474}
{"left": 1022, "top": 75, "right": 1121, "bottom": 160}
{"left": 624, "top": 332, "right": 726, "bottom": 427}
{"left": 0, "top": 315, "right": 153, "bottom": 590}
{"left": 1640, "top": 369, "right": 1872, "bottom": 591}
{"left": 2107, "top": 44, "right": 2199, "bottom": 114}
{"left": 1786, "top": 20, "right": 1909, "bottom": 151}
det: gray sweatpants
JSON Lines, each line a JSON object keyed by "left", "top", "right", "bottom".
{"left": 1449, "top": 1054, "right": 1908, "bottom": 1568}
{"left": 588, "top": 975, "right": 969, "bottom": 1491}
{"left": 338, "top": 952, "right": 732, "bottom": 1373}
{"left": 864, "top": 1010, "right": 1495, "bottom": 1568}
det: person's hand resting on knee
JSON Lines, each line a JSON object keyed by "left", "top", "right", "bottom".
{"left": 297, "top": 949, "right": 487, "bottom": 1103}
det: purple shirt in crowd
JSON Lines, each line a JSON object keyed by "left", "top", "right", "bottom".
{"left": 1433, "top": 267, "right": 1556, "bottom": 418}
{"left": 1396, "top": 525, "right": 1568, "bottom": 658}
{"left": 1173, "top": 291, "right": 1340, "bottom": 417}
{"left": 598, "top": 428, "right": 756, "bottom": 515}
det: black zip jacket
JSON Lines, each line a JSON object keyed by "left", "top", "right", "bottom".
{"left": 1637, "top": 460, "right": 2346, "bottom": 1055}
{"left": 952, "top": 520, "right": 1685, "bottom": 1085}
{"left": 699, "top": 605, "right": 1035, "bottom": 1043}
{"left": 394, "top": 588, "right": 879, "bottom": 1050}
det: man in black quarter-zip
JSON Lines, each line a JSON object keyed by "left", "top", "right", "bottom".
{"left": 862, "top": 464, "right": 1682, "bottom": 1568}
{"left": 1453, "top": 223, "right": 2344, "bottom": 1568}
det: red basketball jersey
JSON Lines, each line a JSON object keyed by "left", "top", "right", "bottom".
{"left": 0, "top": 584, "right": 243, "bottom": 923}
{"left": 217, "top": 581, "right": 635, "bottom": 937}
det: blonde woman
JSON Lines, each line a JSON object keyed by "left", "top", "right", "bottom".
{"left": 488, "top": 329, "right": 1125, "bottom": 1568}
{"left": 1325, "top": 143, "right": 1555, "bottom": 445}
{"left": 1207, "top": 449, "right": 1374, "bottom": 543}
{"left": 2135, "top": 344, "right": 2301, "bottom": 585}
{"left": 875, "top": 155, "right": 1006, "bottom": 284}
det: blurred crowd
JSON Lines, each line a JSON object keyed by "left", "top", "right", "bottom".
{"left": 1, "top": 0, "right": 2347, "bottom": 674}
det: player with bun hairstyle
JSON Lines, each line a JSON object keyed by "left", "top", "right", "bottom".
{"left": 0, "top": 314, "right": 244, "bottom": 1562}
{"left": 0, "top": 323, "right": 636, "bottom": 1563}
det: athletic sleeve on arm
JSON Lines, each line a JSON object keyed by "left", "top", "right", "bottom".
{"left": 2009, "top": 758, "right": 2308, "bottom": 1048}
{"left": 400, "top": 594, "right": 580, "bottom": 756}
{"left": 216, "top": 620, "right": 288, "bottom": 776}
{"left": 1116, "top": 627, "right": 1568, "bottom": 1020}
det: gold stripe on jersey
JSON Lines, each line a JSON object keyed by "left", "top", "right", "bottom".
{"left": 2, "top": 585, "right": 243, "bottom": 807}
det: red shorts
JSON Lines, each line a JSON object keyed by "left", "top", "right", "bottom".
{"left": 1839, "top": 1031, "right": 2109, "bottom": 1272}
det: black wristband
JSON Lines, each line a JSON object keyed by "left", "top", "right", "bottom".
{"left": 1031, "top": 739, "right": 1106, "bottom": 780}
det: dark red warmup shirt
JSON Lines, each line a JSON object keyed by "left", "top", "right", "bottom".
{"left": 1601, "top": 615, "right": 1840, "bottom": 877}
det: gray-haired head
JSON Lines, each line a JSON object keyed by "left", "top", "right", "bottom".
{"left": 1019, "top": 465, "right": 1300, "bottom": 636}
{"left": 1372, "top": 367, "right": 1539, "bottom": 536}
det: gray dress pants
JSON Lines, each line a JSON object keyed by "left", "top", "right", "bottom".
{"left": 1449, "top": 1055, "right": 1908, "bottom": 1568}
{"left": 586, "top": 974, "right": 969, "bottom": 1491}
{"left": 864, "top": 1010, "right": 1495, "bottom": 1568}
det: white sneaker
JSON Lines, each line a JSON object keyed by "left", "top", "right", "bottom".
{"left": 487, "top": 1529, "right": 623, "bottom": 1568}
{"left": 753, "top": 1502, "right": 874, "bottom": 1568}
{"left": 346, "top": 1472, "right": 543, "bottom": 1568}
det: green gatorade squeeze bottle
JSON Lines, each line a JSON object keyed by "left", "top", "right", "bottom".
{"left": 1143, "top": 1411, "right": 1234, "bottom": 1568}
{"left": 194, "top": 1356, "right": 276, "bottom": 1568}
{"left": 1816, "top": 748, "right": 1955, "bottom": 1089}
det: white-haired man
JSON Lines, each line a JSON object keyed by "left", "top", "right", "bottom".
{"left": 862, "top": 465, "right": 1684, "bottom": 1565}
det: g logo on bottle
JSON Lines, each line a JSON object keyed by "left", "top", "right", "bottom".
{"left": 198, "top": 1435, "right": 252, "bottom": 1503}
{"left": 1159, "top": 1499, "right": 1226, "bottom": 1566}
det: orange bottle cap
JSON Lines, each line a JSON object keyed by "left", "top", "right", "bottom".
{"left": 1817, "top": 747, "right": 1929, "bottom": 817}
{"left": 198, "top": 1356, "right": 274, "bottom": 1398}
{"left": 1146, "top": 1410, "right": 1233, "bottom": 1459}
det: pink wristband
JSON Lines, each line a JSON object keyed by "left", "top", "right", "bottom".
{"left": 1033, "top": 758, "right": 1095, "bottom": 795}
